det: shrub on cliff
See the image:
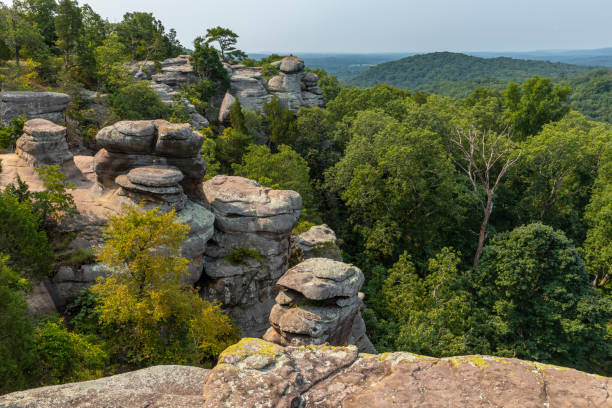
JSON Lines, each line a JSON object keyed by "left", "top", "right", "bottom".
{"left": 91, "top": 206, "right": 240, "bottom": 367}
{"left": 107, "top": 81, "right": 171, "bottom": 120}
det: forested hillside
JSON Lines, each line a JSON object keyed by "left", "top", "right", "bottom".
{"left": 347, "top": 52, "right": 593, "bottom": 89}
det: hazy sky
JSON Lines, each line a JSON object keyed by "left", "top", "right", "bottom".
{"left": 8, "top": 0, "right": 612, "bottom": 53}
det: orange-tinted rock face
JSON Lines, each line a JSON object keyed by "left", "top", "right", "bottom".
{"left": 202, "top": 338, "right": 611, "bottom": 408}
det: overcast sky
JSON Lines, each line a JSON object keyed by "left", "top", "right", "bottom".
{"left": 7, "top": 0, "right": 612, "bottom": 53}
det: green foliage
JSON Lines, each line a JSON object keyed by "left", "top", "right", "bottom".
{"left": 55, "top": 0, "right": 82, "bottom": 67}
{"left": 309, "top": 68, "right": 341, "bottom": 102}
{"left": 347, "top": 52, "right": 592, "bottom": 91}
{"left": 35, "top": 318, "right": 107, "bottom": 385}
{"left": 262, "top": 96, "right": 297, "bottom": 148}
{"left": 382, "top": 248, "right": 487, "bottom": 356}
{"left": 229, "top": 97, "right": 247, "bottom": 133}
{"left": 223, "top": 247, "right": 263, "bottom": 265}
{"left": 233, "top": 144, "right": 321, "bottom": 223}
{"left": 107, "top": 81, "right": 171, "bottom": 120}
{"left": 92, "top": 206, "right": 240, "bottom": 367}
{"left": 583, "top": 148, "right": 612, "bottom": 291}
{"left": 115, "top": 12, "right": 170, "bottom": 62}
{"left": 0, "top": 115, "right": 25, "bottom": 150}
{"left": 0, "top": 255, "right": 36, "bottom": 394}
{"left": 69, "top": 288, "right": 103, "bottom": 335}
{"left": 204, "top": 26, "right": 245, "bottom": 63}
{"left": 504, "top": 76, "right": 571, "bottom": 139}
{"left": 569, "top": 69, "right": 612, "bottom": 123}
{"left": 215, "top": 127, "right": 254, "bottom": 172}
{"left": 0, "top": 188, "right": 54, "bottom": 279}
{"left": 190, "top": 36, "right": 230, "bottom": 90}
{"left": 34, "top": 164, "right": 77, "bottom": 226}
{"left": 94, "top": 33, "right": 130, "bottom": 91}
{"left": 200, "top": 129, "right": 221, "bottom": 180}
{"left": 474, "top": 223, "right": 611, "bottom": 374}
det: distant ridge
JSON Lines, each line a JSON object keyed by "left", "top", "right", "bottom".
{"left": 346, "top": 52, "right": 595, "bottom": 89}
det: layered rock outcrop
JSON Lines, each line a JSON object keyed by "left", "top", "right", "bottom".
{"left": 0, "top": 91, "right": 69, "bottom": 125}
{"left": 218, "top": 56, "right": 325, "bottom": 122}
{"left": 291, "top": 224, "right": 342, "bottom": 262}
{"left": 93, "top": 120, "right": 206, "bottom": 190}
{"left": 0, "top": 365, "right": 208, "bottom": 408}
{"left": 15, "top": 119, "right": 73, "bottom": 167}
{"left": 201, "top": 338, "right": 611, "bottom": 408}
{"left": 201, "top": 175, "right": 301, "bottom": 337}
{"left": 263, "top": 258, "right": 375, "bottom": 353}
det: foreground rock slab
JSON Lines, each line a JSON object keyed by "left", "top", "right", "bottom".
{"left": 202, "top": 338, "right": 610, "bottom": 408}
{"left": 0, "top": 365, "right": 208, "bottom": 408}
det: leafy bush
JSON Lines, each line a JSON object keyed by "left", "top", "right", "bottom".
{"left": 91, "top": 206, "right": 240, "bottom": 367}
{"left": 0, "top": 115, "right": 25, "bottom": 150}
{"left": 107, "top": 81, "right": 171, "bottom": 120}
{"left": 223, "top": 247, "right": 263, "bottom": 265}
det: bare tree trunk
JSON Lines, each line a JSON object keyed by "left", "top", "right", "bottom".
{"left": 474, "top": 193, "right": 493, "bottom": 268}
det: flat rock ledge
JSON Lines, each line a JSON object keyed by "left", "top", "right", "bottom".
{"left": 201, "top": 338, "right": 611, "bottom": 408}
{"left": 0, "top": 365, "right": 208, "bottom": 408}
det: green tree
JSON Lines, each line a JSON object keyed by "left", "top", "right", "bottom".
{"left": 35, "top": 318, "right": 107, "bottom": 385}
{"left": 0, "top": 255, "right": 36, "bottom": 393}
{"left": 583, "top": 148, "right": 612, "bottom": 290}
{"left": 91, "top": 206, "right": 239, "bottom": 366}
{"left": 204, "top": 26, "right": 244, "bottom": 63}
{"left": 0, "top": 189, "right": 54, "bottom": 279}
{"left": 233, "top": 144, "right": 320, "bottom": 223}
{"left": 262, "top": 96, "right": 297, "bottom": 148}
{"left": 215, "top": 126, "right": 253, "bottom": 172}
{"left": 190, "top": 36, "right": 230, "bottom": 90}
{"left": 229, "top": 97, "right": 247, "bottom": 133}
{"left": 382, "top": 248, "right": 487, "bottom": 356}
{"left": 474, "top": 223, "right": 611, "bottom": 374}
{"left": 309, "top": 68, "right": 341, "bottom": 102}
{"left": 76, "top": 4, "right": 108, "bottom": 85}
{"left": 22, "top": 0, "right": 57, "bottom": 49}
{"left": 504, "top": 76, "right": 570, "bottom": 140}
{"left": 115, "top": 12, "right": 166, "bottom": 62}
{"left": 0, "top": 2, "right": 44, "bottom": 64}
{"left": 54, "top": 0, "right": 82, "bottom": 68}
{"left": 94, "top": 32, "right": 129, "bottom": 91}
{"left": 107, "top": 81, "right": 171, "bottom": 120}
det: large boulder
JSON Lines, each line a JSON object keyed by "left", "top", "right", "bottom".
{"left": 291, "top": 224, "right": 342, "bottom": 262}
{"left": 264, "top": 258, "right": 370, "bottom": 349}
{"left": 0, "top": 365, "right": 208, "bottom": 408}
{"left": 201, "top": 338, "right": 611, "bottom": 408}
{"left": 93, "top": 120, "right": 205, "bottom": 187}
{"left": 15, "top": 119, "right": 73, "bottom": 167}
{"left": 201, "top": 175, "right": 301, "bottom": 337}
{"left": 0, "top": 91, "right": 69, "bottom": 124}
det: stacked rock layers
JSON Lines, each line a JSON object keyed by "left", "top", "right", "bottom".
{"left": 201, "top": 175, "right": 301, "bottom": 337}
{"left": 264, "top": 257, "right": 367, "bottom": 348}
{"left": 15, "top": 119, "right": 73, "bottom": 167}
{"left": 93, "top": 120, "right": 205, "bottom": 192}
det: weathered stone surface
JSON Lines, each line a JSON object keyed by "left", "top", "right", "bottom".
{"left": 277, "top": 258, "right": 364, "bottom": 300}
{"left": 218, "top": 92, "right": 236, "bottom": 123}
{"left": 15, "top": 119, "right": 73, "bottom": 166}
{"left": 201, "top": 175, "right": 301, "bottom": 337}
{"left": 154, "top": 120, "right": 203, "bottom": 157}
{"left": 279, "top": 56, "right": 305, "bottom": 73}
{"left": 151, "top": 55, "right": 197, "bottom": 87}
{"left": 126, "top": 165, "right": 184, "bottom": 187}
{"left": 96, "top": 121, "right": 156, "bottom": 154}
{"left": 0, "top": 365, "right": 208, "bottom": 408}
{"left": 0, "top": 91, "right": 69, "bottom": 124}
{"left": 292, "top": 224, "right": 342, "bottom": 261}
{"left": 93, "top": 121, "right": 206, "bottom": 187}
{"left": 202, "top": 338, "right": 611, "bottom": 408}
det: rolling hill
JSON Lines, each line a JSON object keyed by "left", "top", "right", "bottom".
{"left": 346, "top": 52, "right": 595, "bottom": 90}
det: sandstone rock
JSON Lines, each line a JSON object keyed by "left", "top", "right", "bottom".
{"left": 218, "top": 92, "right": 236, "bottom": 123}
{"left": 268, "top": 73, "right": 302, "bottom": 94}
{"left": 15, "top": 119, "right": 73, "bottom": 166}
{"left": 0, "top": 365, "right": 208, "bottom": 408}
{"left": 0, "top": 91, "right": 69, "bottom": 124}
{"left": 201, "top": 175, "right": 301, "bottom": 337}
{"left": 291, "top": 224, "right": 342, "bottom": 261}
{"left": 202, "top": 338, "right": 611, "bottom": 408}
{"left": 277, "top": 258, "right": 363, "bottom": 300}
{"left": 96, "top": 120, "right": 156, "bottom": 154}
{"left": 126, "top": 165, "right": 184, "bottom": 187}
{"left": 154, "top": 120, "right": 203, "bottom": 157}
{"left": 279, "top": 56, "right": 305, "bottom": 73}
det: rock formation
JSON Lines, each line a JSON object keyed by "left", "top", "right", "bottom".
{"left": 201, "top": 175, "right": 301, "bottom": 337}
{"left": 93, "top": 120, "right": 206, "bottom": 190}
{"left": 15, "top": 119, "right": 73, "bottom": 167}
{"left": 0, "top": 365, "right": 208, "bottom": 408}
{"left": 0, "top": 91, "right": 69, "bottom": 125}
{"left": 291, "top": 224, "right": 342, "bottom": 262}
{"left": 263, "top": 258, "right": 375, "bottom": 353}
{"left": 201, "top": 338, "right": 611, "bottom": 408}
{"left": 126, "top": 56, "right": 209, "bottom": 128}
{"left": 218, "top": 56, "right": 325, "bottom": 122}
